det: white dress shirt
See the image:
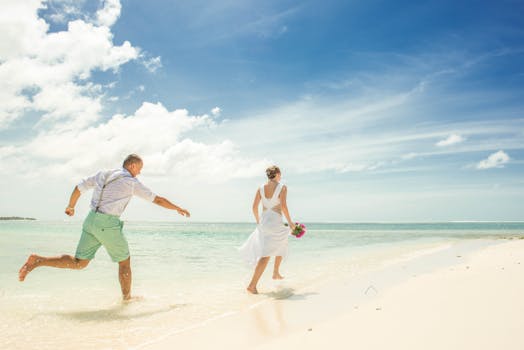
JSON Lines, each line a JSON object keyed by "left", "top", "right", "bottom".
{"left": 77, "top": 168, "right": 156, "bottom": 216}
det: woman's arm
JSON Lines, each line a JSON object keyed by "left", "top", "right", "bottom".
{"left": 280, "top": 186, "right": 295, "bottom": 230}
{"left": 252, "top": 190, "right": 261, "bottom": 224}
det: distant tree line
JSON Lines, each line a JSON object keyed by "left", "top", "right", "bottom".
{"left": 0, "top": 216, "right": 36, "bottom": 220}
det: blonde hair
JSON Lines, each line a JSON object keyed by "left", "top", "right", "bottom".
{"left": 265, "top": 165, "right": 281, "bottom": 180}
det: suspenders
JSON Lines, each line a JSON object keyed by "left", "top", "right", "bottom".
{"left": 95, "top": 174, "right": 124, "bottom": 213}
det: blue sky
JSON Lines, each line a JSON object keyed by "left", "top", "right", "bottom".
{"left": 108, "top": 0, "right": 524, "bottom": 108}
{"left": 0, "top": 0, "right": 523, "bottom": 221}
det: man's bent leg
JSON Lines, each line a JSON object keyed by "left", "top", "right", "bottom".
{"left": 118, "top": 257, "right": 132, "bottom": 301}
{"left": 19, "top": 254, "right": 90, "bottom": 281}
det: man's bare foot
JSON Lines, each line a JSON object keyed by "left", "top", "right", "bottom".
{"left": 272, "top": 273, "right": 284, "bottom": 280}
{"left": 246, "top": 286, "right": 258, "bottom": 294}
{"left": 19, "top": 254, "right": 40, "bottom": 281}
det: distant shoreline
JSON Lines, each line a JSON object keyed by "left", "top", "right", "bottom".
{"left": 0, "top": 216, "right": 36, "bottom": 221}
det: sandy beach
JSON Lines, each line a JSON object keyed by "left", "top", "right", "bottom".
{"left": 136, "top": 239, "right": 524, "bottom": 350}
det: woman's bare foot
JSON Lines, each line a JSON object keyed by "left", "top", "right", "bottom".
{"left": 122, "top": 295, "right": 143, "bottom": 303}
{"left": 272, "top": 273, "right": 284, "bottom": 280}
{"left": 19, "top": 254, "right": 40, "bottom": 281}
{"left": 246, "top": 286, "right": 258, "bottom": 294}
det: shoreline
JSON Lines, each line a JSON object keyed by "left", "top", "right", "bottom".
{"left": 258, "top": 239, "right": 524, "bottom": 350}
{"left": 136, "top": 238, "right": 520, "bottom": 350}
{"left": 3, "top": 219, "right": 524, "bottom": 224}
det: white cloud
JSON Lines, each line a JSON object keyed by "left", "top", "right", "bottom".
{"left": 211, "top": 86, "right": 524, "bottom": 177}
{"left": 237, "top": 6, "right": 299, "bottom": 40}
{"left": 336, "top": 163, "right": 370, "bottom": 173}
{"left": 211, "top": 86, "right": 433, "bottom": 175}
{"left": 0, "top": 0, "right": 139, "bottom": 130}
{"left": 211, "top": 107, "right": 221, "bottom": 116}
{"left": 0, "top": 1, "right": 264, "bottom": 185}
{"left": 41, "top": 0, "right": 88, "bottom": 24}
{"left": 142, "top": 56, "right": 162, "bottom": 73}
{"left": 47, "top": 6, "right": 82, "bottom": 24}
{"left": 402, "top": 152, "right": 419, "bottom": 160}
{"left": 32, "top": 82, "right": 103, "bottom": 130}
{"left": 436, "top": 133, "right": 465, "bottom": 147}
{"left": 96, "top": 0, "right": 122, "bottom": 27}
{"left": 476, "top": 150, "right": 510, "bottom": 169}
{"left": 42, "top": 1, "right": 120, "bottom": 27}
{"left": 0, "top": 102, "right": 268, "bottom": 182}
{"left": 0, "top": 1, "right": 48, "bottom": 60}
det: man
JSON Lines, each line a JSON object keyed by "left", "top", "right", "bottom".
{"left": 18, "top": 154, "right": 190, "bottom": 301}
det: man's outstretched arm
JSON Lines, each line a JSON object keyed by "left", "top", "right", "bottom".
{"left": 65, "top": 186, "right": 81, "bottom": 216}
{"left": 153, "top": 196, "right": 190, "bottom": 217}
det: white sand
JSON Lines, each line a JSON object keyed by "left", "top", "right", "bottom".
{"left": 138, "top": 240, "right": 524, "bottom": 350}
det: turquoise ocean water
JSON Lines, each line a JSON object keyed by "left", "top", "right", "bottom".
{"left": 1, "top": 220, "right": 523, "bottom": 349}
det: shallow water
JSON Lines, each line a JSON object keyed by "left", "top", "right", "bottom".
{"left": 1, "top": 220, "right": 523, "bottom": 349}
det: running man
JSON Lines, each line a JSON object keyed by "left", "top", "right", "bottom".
{"left": 18, "top": 154, "right": 190, "bottom": 301}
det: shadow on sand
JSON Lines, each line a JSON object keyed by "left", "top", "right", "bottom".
{"left": 51, "top": 302, "right": 189, "bottom": 322}
{"left": 263, "top": 287, "right": 318, "bottom": 300}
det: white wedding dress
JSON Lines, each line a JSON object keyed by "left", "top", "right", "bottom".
{"left": 239, "top": 183, "right": 290, "bottom": 265}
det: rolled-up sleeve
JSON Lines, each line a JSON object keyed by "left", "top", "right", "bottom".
{"left": 132, "top": 181, "right": 157, "bottom": 202}
{"left": 77, "top": 172, "right": 101, "bottom": 193}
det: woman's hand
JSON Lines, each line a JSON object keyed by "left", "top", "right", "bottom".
{"left": 290, "top": 223, "right": 296, "bottom": 231}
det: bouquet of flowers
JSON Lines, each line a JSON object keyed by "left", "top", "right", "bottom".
{"left": 291, "top": 222, "right": 306, "bottom": 238}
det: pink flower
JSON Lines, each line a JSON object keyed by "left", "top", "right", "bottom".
{"left": 291, "top": 222, "right": 306, "bottom": 238}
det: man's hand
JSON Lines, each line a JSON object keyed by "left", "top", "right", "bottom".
{"left": 177, "top": 208, "right": 190, "bottom": 217}
{"left": 65, "top": 207, "right": 75, "bottom": 216}
{"left": 153, "top": 196, "right": 190, "bottom": 217}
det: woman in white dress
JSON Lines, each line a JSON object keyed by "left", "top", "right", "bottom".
{"left": 239, "top": 166, "right": 296, "bottom": 294}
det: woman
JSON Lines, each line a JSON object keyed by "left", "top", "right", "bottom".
{"left": 239, "top": 165, "right": 295, "bottom": 294}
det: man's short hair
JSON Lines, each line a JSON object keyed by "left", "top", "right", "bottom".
{"left": 123, "top": 154, "right": 143, "bottom": 168}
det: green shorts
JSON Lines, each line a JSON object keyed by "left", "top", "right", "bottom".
{"left": 75, "top": 211, "right": 129, "bottom": 262}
